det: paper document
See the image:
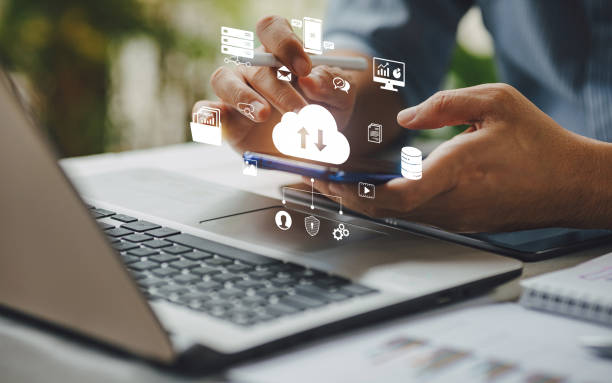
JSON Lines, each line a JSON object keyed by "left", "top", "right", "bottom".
{"left": 230, "top": 303, "right": 612, "bottom": 383}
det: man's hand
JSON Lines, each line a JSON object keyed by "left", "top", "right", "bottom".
{"left": 193, "top": 16, "right": 358, "bottom": 154}
{"left": 313, "top": 83, "right": 606, "bottom": 233}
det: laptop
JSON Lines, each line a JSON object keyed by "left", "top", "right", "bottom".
{"left": 0, "top": 73, "right": 522, "bottom": 371}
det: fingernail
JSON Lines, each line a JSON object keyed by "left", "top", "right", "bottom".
{"left": 397, "top": 107, "right": 417, "bottom": 125}
{"left": 252, "top": 101, "right": 265, "bottom": 119}
{"left": 293, "top": 57, "right": 310, "bottom": 77}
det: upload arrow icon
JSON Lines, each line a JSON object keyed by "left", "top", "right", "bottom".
{"left": 358, "top": 182, "right": 375, "bottom": 199}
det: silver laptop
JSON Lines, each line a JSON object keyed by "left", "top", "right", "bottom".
{"left": 0, "top": 74, "right": 522, "bottom": 371}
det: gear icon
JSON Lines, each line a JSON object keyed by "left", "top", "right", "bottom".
{"left": 332, "top": 223, "right": 350, "bottom": 240}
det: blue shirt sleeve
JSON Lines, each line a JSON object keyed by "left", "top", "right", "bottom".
{"left": 324, "top": 0, "right": 474, "bottom": 106}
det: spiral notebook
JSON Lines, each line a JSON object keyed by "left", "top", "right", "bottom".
{"left": 520, "top": 253, "right": 612, "bottom": 326}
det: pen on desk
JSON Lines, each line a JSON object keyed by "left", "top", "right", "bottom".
{"left": 246, "top": 52, "right": 368, "bottom": 71}
{"left": 580, "top": 335, "right": 612, "bottom": 359}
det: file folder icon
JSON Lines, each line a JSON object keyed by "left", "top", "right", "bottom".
{"left": 191, "top": 106, "right": 222, "bottom": 146}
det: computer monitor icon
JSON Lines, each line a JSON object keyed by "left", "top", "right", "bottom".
{"left": 373, "top": 57, "right": 405, "bottom": 92}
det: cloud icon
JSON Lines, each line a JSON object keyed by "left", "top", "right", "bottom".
{"left": 272, "top": 105, "right": 350, "bottom": 164}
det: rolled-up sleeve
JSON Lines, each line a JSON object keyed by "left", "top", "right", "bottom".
{"left": 324, "top": 0, "right": 473, "bottom": 106}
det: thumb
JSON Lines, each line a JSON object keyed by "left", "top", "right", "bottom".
{"left": 397, "top": 84, "right": 500, "bottom": 130}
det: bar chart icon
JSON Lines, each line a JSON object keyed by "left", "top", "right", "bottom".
{"left": 190, "top": 106, "right": 222, "bottom": 146}
{"left": 376, "top": 62, "right": 389, "bottom": 77}
{"left": 221, "top": 26, "right": 254, "bottom": 59}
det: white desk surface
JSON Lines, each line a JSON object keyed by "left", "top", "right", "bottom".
{"left": 2, "top": 143, "right": 611, "bottom": 382}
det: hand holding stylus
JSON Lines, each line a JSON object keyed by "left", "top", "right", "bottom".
{"left": 194, "top": 15, "right": 365, "bottom": 154}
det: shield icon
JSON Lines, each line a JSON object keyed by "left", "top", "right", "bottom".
{"left": 304, "top": 215, "right": 320, "bottom": 237}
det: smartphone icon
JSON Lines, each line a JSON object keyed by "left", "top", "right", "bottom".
{"left": 303, "top": 17, "right": 322, "bottom": 55}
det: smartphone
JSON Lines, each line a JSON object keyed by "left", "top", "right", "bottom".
{"left": 303, "top": 17, "right": 322, "bottom": 55}
{"left": 243, "top": 151, "right": 402, "bottom": 184}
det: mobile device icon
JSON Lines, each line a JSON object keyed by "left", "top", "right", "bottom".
{"left": 303, "top": 17, "right": 322, "bottom": 55}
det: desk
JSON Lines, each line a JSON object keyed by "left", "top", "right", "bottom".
{"left": 2, "top": 143, "right": 611, "bottom": 382}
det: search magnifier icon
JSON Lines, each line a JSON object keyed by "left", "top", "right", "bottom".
{"left": 332, "top": 77, "right": 350, "bottom": 93}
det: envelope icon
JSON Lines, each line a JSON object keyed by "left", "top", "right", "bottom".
{"left": 277, "top": 66, "right": 292, "bottom": 82}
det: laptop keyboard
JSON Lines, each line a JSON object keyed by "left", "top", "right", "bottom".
{"left": 90, "top": 206, "right": 378, "bottom": 327}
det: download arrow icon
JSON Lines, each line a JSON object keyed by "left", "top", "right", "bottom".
{"left": 314, "top": 129, "right": 327, "bottom": 151}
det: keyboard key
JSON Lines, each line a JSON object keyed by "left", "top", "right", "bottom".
{"left": 240, "top": 296, "right": 267, "bottom": 307}
{"left": 107, "top": 237, "right": 121, "bottom": 244}
{"left": 149, "top": 253, "right": 180, "bottom": 263}
{"left": 121, "top": 254, "right": 140, "bottom": 264}
{"left": 91, "top": 208, "right": 115, "bottom": 218}
{"left": 169, "top": 259, "right": 200, "bottom": 269}
{"left": 248, "top": 270, "right": 274, "bottom": 280}
{"left": 152, "top": 267, "right": 179, "bottom": 278}
{"left": 205, "top": 257, "right": 233, "bottom": 266}
{"left": 112, "top": 214, "right": 137, "bottom": 223}
{"left": 112, "top": 241, "right": 139, "bottom": 252}
{"left": 295, "top": 284, "right": 349, "bottom": 302}
{"left": 218, "top": 288, "right": 244, "bottom": 299}
{"left": 313, "top": 275, "right": 350, "bottom": 288}
{"left": 157, "top": 285, "right": 190, "bottom": 296}
{"left": 266, "top": 303, "right": 298, "bottom": 316}
{"left": 226, "top": 264, "right": 252, "bottom": 273}
{"left": 121, "top": 221, "right": 161, "bottom": 232}
{"left": 143, "top": 239, "right": 172, "bottom": 249}
{"left": 340, "top": 284, "right": 377, "bottom": 296}
{"left": 163, "top": 244, "right": 191, "bottom": 255}
{"left": 257, "top": 287, "right": 288, "bottom": 298}
{"left": 129, "top": 260, "right": 159, "bottom": 271}
{"left": 212, "top": 273, "right": 242, "bottom": 283}
{"left": 191, "top": 267, "right": 222, "bottom": 276}
{"left": 202, "top": 300, "right": 233, "bottom": 311}
{"left": 183, "top": 250, "right": 212, "bottom": 261}
{"left": 195, "top": 280, "right": 222, "bottom": 291}
{"left": 267, "top": 262, "right": 305, "bottom": 274}
{"left": 124, "top": 233, "right": 153, "bottom": 243}
{"left": 280, "top": 295, "right": 325, "bottom": 310}
{"left": 173, "top": 274, "right": 201, "bottom": 285}
{"left": 128, "top": 247, "right": 158, "bottom": 257}
{"left": 168, "top": 233, "right": 277, "bottom": 265}
{"left": 177, "top": 292, "right": 212, "bottom": 304}
{"left": 147, "top": 227, "right": 180, "bottom": 238}
{"left": 235, "top": 280, "right": 265, "bottom": 290}
{"left": 271, "top": 277, "right": 297, "bottom": 287}
{"left": 106, "top": 227, "right": 133, "bottom": 237}
{"left": 138, "top": 277, "right": 168, "bottom": 288}
{"left": 98, "top": 221, "right": 114, "bottom": 230}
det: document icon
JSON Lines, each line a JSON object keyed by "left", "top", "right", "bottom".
{"left": 277, "top": 66, "right": 292, "bottom": 82}
{"left": 190, "top": 106, "right": 222, "bottom": 146}
{"left": 368, "top": 123, "right": 382, "bottom": 144}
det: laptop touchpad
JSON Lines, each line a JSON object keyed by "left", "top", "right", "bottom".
{"left": 199, "top": 207, "right": 384, "bottom": 253}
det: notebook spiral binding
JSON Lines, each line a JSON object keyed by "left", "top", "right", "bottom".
{"left": 519, "top": 285, "right": 612, "bottom": 327}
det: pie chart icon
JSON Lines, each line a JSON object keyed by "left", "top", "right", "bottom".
{"left": 392, "top": 67, "right": 402, "bottom": 79}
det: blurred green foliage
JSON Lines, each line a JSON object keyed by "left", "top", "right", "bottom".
{"left": 0, "top": 0, "right": 160, "bottom": 156}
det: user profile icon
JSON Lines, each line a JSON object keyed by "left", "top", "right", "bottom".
{"left": 275, "top": 210, "right": 293, "bottom": 231}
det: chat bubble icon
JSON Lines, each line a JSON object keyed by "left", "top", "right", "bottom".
{"left": 332, "top": 77, "right": 350, "bottom": 93}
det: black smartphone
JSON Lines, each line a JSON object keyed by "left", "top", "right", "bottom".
{"left": 243, "top": 151, "right": 402, "bottom": 184}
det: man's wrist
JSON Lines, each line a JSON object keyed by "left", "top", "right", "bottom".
{"left": 559, "top": 135, "right": 612, "bottom": 229}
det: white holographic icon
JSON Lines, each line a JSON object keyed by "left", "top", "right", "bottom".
{"left": 272, "top": 105, "right": 350, "bottom": 165}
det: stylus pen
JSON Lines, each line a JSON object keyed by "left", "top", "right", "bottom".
{"left": 248, "top": 52, "right": 368, "bottom": 71}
